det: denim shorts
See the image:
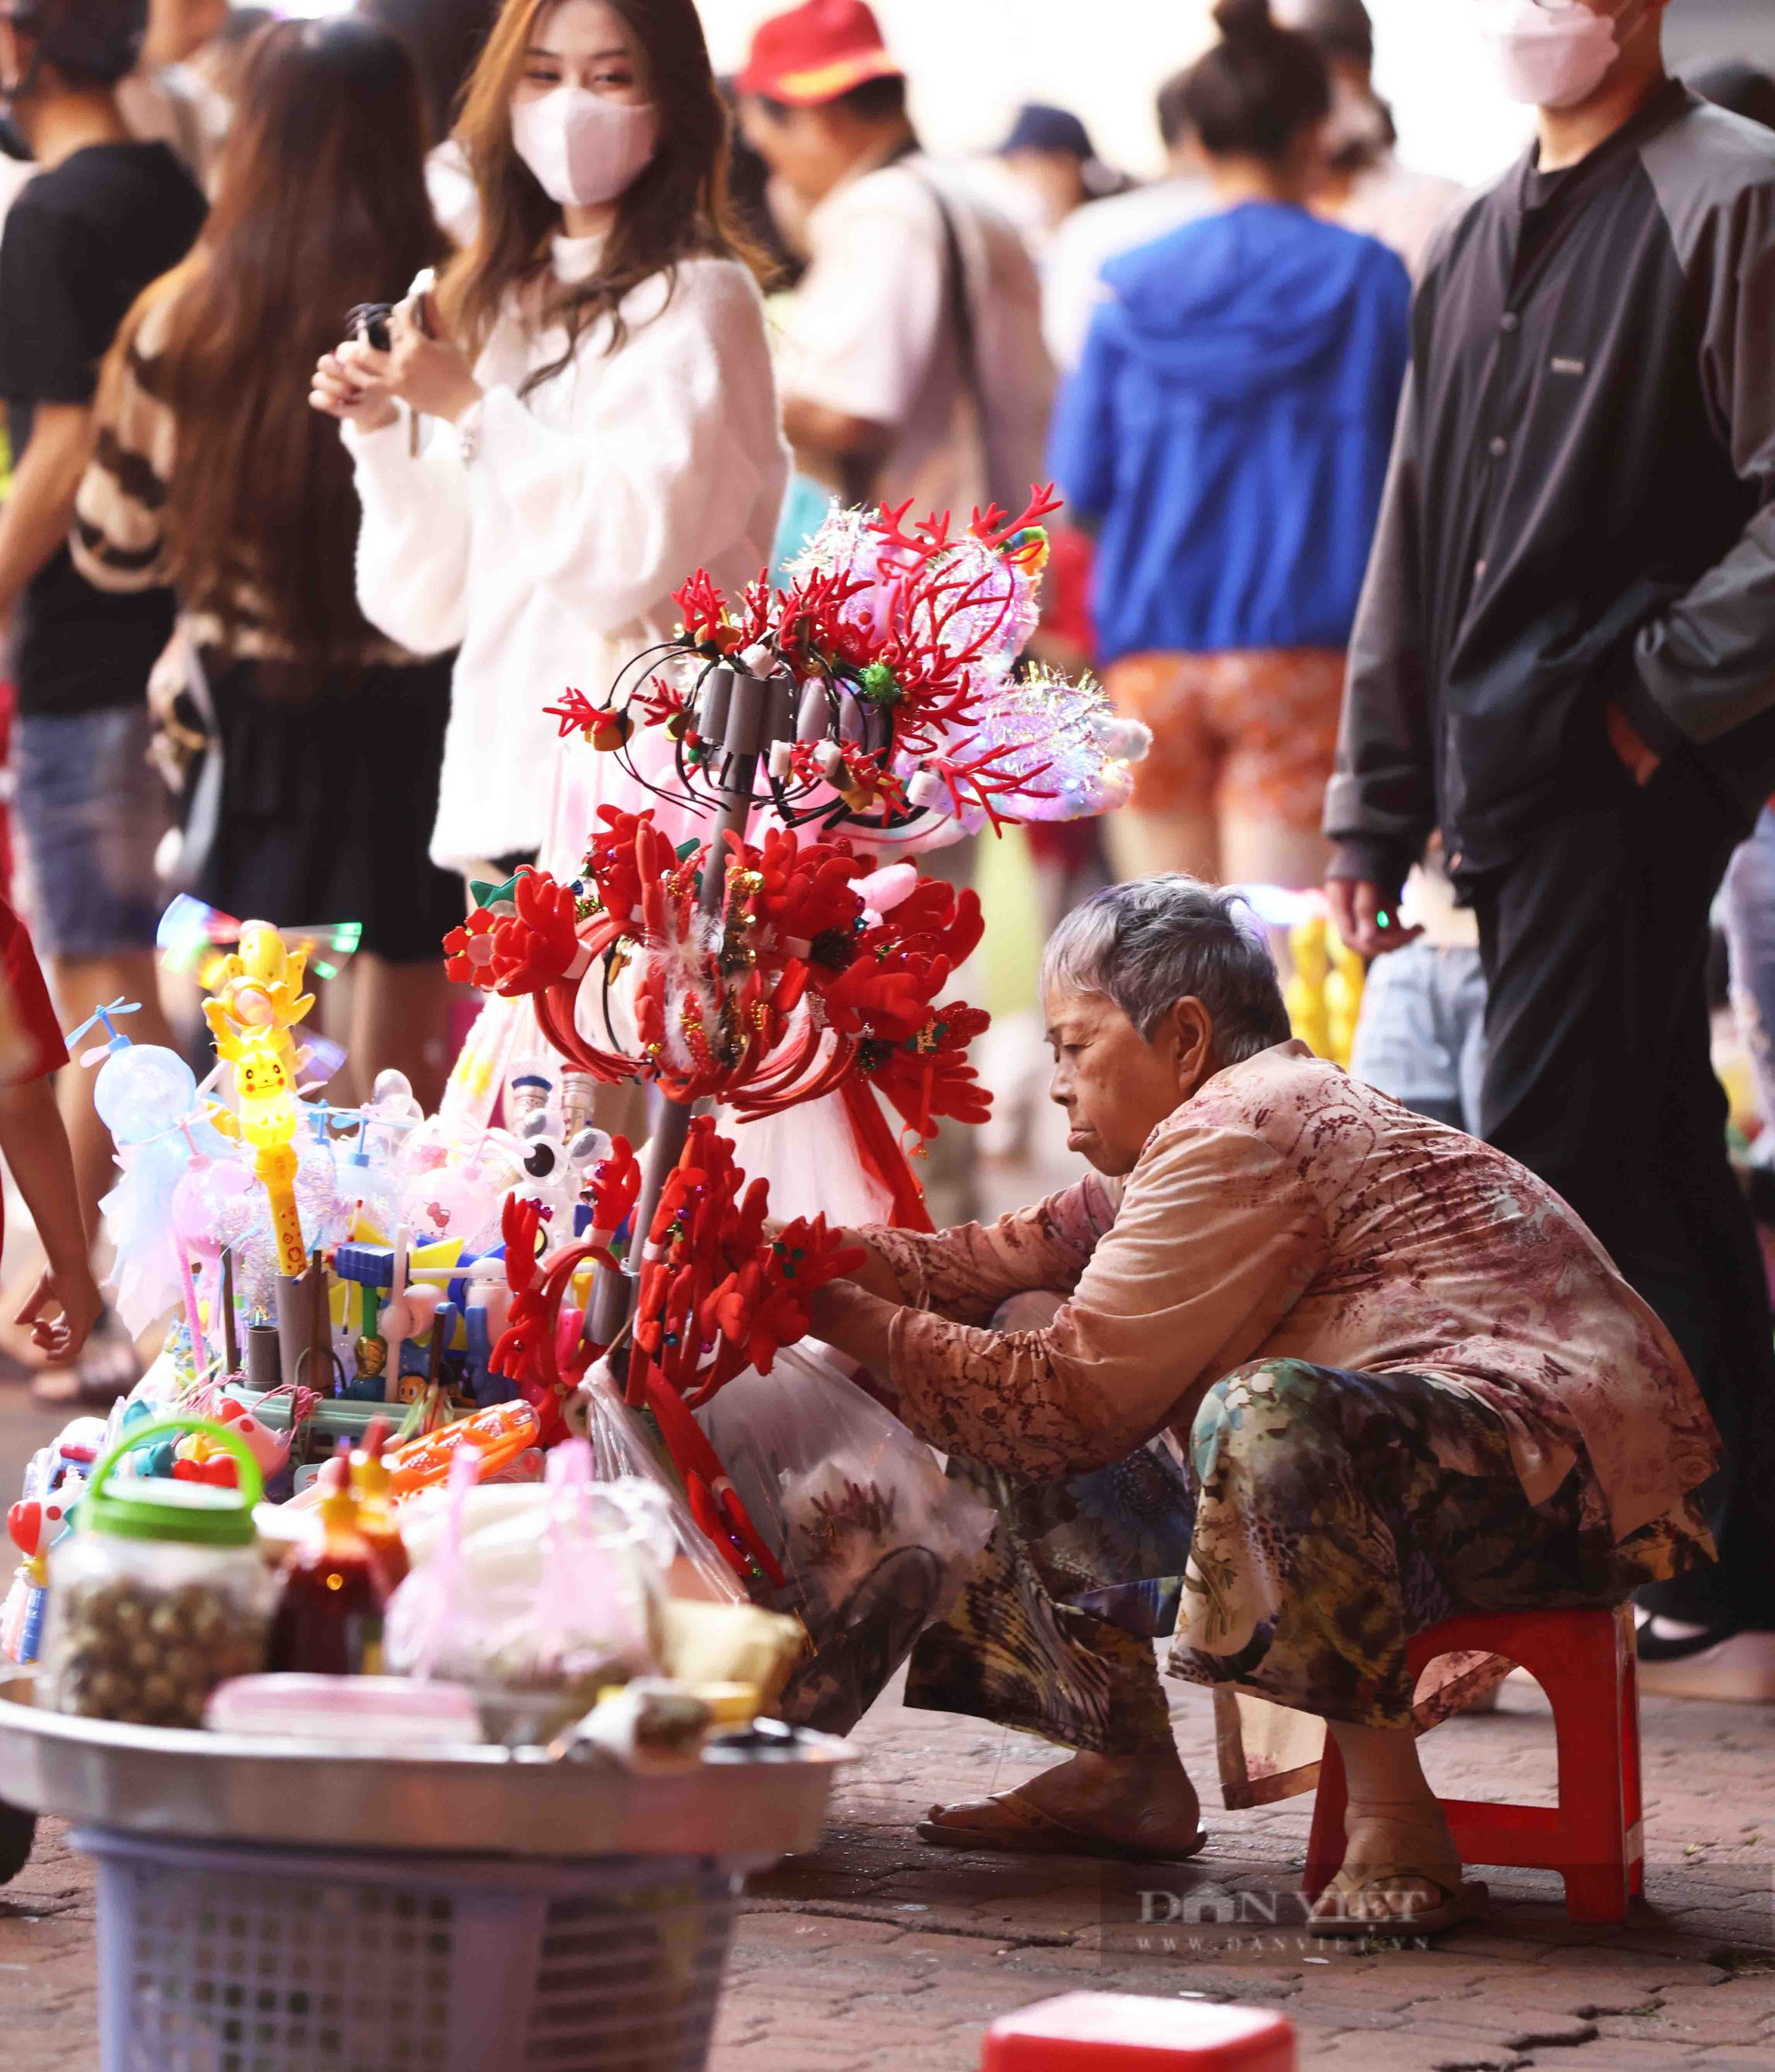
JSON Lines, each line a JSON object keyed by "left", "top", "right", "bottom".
{"left": 14, "top": 705, "right": 171, "bottom": 959}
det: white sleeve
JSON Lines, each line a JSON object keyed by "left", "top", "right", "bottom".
{"left": 783, "top": 187, "right": 943, "bottom": 431}
{"left": 1042, "top": 211, "right": 1110, "bottom": 375}
{"left": 343, "top": 410, "right": 471, "bottom": 656}
{"left": 463, "top": 266, "right": 777, "bottom": 631}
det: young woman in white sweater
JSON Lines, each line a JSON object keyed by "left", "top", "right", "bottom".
{"left": 311, "top": 0, "right": 787, "bottom": 881}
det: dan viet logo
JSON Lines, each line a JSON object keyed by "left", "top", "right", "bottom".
{"left": 1122, "top": 1883, "right": 1432, "bottom": 1955}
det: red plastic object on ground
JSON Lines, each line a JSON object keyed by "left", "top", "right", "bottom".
{"left": 982, "top": 1994, "right": 1294, "bottom": 2070}
{"left": 1306, "top": 1604, "right": 1642, "bottom": 1924}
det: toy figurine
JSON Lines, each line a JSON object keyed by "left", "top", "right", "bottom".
{"left": 201, "top": 918, "right": 316, "bottom": 1081}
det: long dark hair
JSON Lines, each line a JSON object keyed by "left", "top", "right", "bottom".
{"left": 439, "top": 0, "right": 763, "bottom": 391}
{"left": 354, "top": 0, "right": 499, "bottom": 145}
{"left": 109, "top": 17, "right": 444, "bottom": 661}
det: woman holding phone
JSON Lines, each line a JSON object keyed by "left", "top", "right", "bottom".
{"left": 311, "top": 0, "right": 788, "bottom": 885}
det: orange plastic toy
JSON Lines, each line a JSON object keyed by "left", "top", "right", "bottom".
{"left": 385, "top": 1398, "right": 540, "bottom": 1501}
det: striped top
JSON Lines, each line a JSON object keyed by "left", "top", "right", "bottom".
{"left": 72, "top": 289, "right": 413, "bottom": 669}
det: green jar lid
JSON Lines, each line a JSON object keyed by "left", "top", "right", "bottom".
{"left": 80, "top": 1416, "right": 264, "bottom": 1548}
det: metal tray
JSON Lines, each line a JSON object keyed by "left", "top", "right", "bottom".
{"left": 0, "top": 1674, "right": 848, "bottom": 1862}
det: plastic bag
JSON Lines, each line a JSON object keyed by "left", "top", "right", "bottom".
{"left": 384, "top": 1438, "right": 666, "bottom": 1744}
{"left": 696, "top": 1342, "right": 994, "bottom": 1734}
{"left": 582, "top": 1362, "right": 750, "bottom": 1606}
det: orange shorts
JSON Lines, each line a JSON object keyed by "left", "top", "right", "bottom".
{"left": 1103, "top": 649, "right": 1345, "bottom": 829}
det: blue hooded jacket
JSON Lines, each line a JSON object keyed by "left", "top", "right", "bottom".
{"left": 1048, "top": 201, "right": 1411, "bottom": 663}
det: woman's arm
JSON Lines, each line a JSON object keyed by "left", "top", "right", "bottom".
{"left": 0, "top": 1076, "right": 101, "bottom": 1362}
{"left": 818, "top": 1124, "right": 1325, "bottom": 1482}
{"left": 341, "top": 411, "right": 472, "bottom": 657}
{"left": 313, "top": 335, "right": 472, "bottom": 657}
{"left": 852, "top": 1171, "right": 1119, "bottom": 1324}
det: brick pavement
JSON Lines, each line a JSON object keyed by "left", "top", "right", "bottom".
{"left": 720, "top": 1663, "right": 1775, "bottom": 2072}
{"left": 3, "top": 1378, "right": 1773, "bottom": 2072}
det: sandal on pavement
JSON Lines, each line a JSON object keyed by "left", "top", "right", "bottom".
{"left": 917, "top": 1790, "right": 1209, "bottom": 1866}
{"left": 1308, "top": 1863, "right": 1488, "bottom": 1939}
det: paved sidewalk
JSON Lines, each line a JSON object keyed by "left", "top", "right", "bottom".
{"left": 722, "top": 1665, "right": 1775, "bottom": 2072}
{"left": 4, "top": 1375, "right": 1774, "bottom": 2071}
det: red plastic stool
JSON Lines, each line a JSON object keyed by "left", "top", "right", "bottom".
{"left": 1305, "top": 1604, "right": 1643, "bottom": 1924}
{"left": 982, "top": 1994, "right": 1294, "bottom": 2070}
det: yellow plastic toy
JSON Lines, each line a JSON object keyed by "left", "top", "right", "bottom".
{"left": 1284, "top": 914, "right": 1366, "bottom": 1068}
{"left": 213, "top": 1022, "right": 305, "bottom": 1276}
{"left": 201, "top": 919, "right": 316, "bottom": 1081}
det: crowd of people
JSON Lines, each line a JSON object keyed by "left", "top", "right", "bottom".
{"left": 0, "top": 0, "right": 1771, "bottom": 1935}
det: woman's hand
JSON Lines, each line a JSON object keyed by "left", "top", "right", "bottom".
{"left": 764, "top": 1216, "right": 904, "bottom": 1304}
{"left": 15, "top": 1257, "right": 103, "bottom": 1363}
{"left": 375, "top": 298, "right": 484, "bottom": 425}
{"left": 310, "top": 345, "right": 399, "bottom": 433}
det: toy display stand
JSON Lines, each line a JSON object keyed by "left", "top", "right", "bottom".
{"left": 0, "top": 1671, "right": 849, "bottom": 2072}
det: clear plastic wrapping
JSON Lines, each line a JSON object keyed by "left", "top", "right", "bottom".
{"left": 697, "top": 1343, "right": 993, "bottom": 1734}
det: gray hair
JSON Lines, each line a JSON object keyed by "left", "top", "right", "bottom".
{"left": 1040, "top": 876, "right": 1291, "bottom": 1064}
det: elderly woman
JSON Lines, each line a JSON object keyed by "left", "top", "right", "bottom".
{"left": 809, "top": 877, "right": 1717, "bottom": 1934}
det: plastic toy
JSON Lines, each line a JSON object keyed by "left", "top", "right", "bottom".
{"left": 171, "top": 1397, "right": 291, "bottom": 1488}
{"left": 200, "top": 917, "right": 317, "bottom": 1079}
{"left": 212, "top": 1025, "right": 306, "bottom": 1277}
{"left": 384, "top": 1398, "right": 542, "bottom": 1501}
{"left": 72, "top": 1003, "right": 230, "bottom": 1345}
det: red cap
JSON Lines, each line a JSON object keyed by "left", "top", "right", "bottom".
{"left": 738, "top": 0, "right": 903, "bottom": 108}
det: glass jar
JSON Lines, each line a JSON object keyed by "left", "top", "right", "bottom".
{"left": 38, "top": 1416, "right": 274, "bottom": 1729}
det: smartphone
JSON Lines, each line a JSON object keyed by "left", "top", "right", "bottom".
{"left": 344, "top": 302, "right": 394, "bottom": 353}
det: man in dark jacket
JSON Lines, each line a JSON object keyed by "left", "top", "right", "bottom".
{"left": 1323, "top": 0, "right": 1775, "bottom": 1693}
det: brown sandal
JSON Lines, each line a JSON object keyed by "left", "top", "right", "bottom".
{"left": 1308, "top": 1863, "right": 1489, "bottom": 1938}
{"left": 917, "top": 1789, "right": 1209, "bottom": 1866}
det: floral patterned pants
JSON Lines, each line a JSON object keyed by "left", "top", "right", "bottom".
{"left": 907, "top": 1360, "right": 1708, "bottom": 1755}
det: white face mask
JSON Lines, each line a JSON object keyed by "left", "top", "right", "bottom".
{"left": 511, "top": 87, "right": 659, "bottom": 209}
{"left": 1475, "top": 0, "right": 1643, "bottom": 112}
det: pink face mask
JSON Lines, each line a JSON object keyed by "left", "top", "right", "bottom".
{"left": 1475, "top": 0, "right": 1643, "bottom": 112}
{"left": 511, "top": 87, "right": 659, "bottom": 208}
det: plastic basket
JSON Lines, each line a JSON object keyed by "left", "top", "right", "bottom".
{"left": 75, "top": 1827, "right": 746, "bottom": 2072}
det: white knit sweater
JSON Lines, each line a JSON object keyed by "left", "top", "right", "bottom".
{"left": 344, "top": 238, "right": 787, "bottom": 873}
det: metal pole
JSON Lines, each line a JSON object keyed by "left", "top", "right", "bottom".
{"left": 586, "top": 666, "right": 788, "bottom": 1355}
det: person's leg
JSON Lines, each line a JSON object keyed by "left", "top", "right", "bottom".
{"left": 1028, "top": 819, "right": 1112, "bottom": 940}
{"left": 51, "top": 952, "right": 177, "bottom": 1242}
{"left": 12, "top": 705, "right": 172, "bottom": 1397}
{"left": 1170, "top": 1360, "right": 1621, "bottom": 1921}
{"left": 348, "top": 956, "right": 454, "bottom": 1115}
{"left": 1107, "top": 806, "right": 1219, "bottom": 884}
{"left": 1347, "top": 940, "right": 1467, "bottom": 1129}
{"left": 1215, "top": 648, "right": 1342, "bottom": 892}
{"left": 1722, "top": 805, "right": 1775, "bottom": 1153}
{"left": 908, "top": 1449, "right": 1202, "bottom": 1855}
{"left": 1322, "top": 1719, "right": 1461, "bottom": 1923}
{"left": 1639, "top": 894, "right": 1775, "bottom": 1634}
{"left": 1171, "top": 1359, "right": 1463, "bottom": 1918}
{"left": 1446, "top": 947, "right": 1489, "bottom": 1139}
{"left": 1219, "top": 819, "right": 1330, "bottom": 892}
{"left": 1475, "top": 763, "right": 1775, "bottom": 1632}
{"left": 1100, "top": 654, "right": 1219, "bottom": 883}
